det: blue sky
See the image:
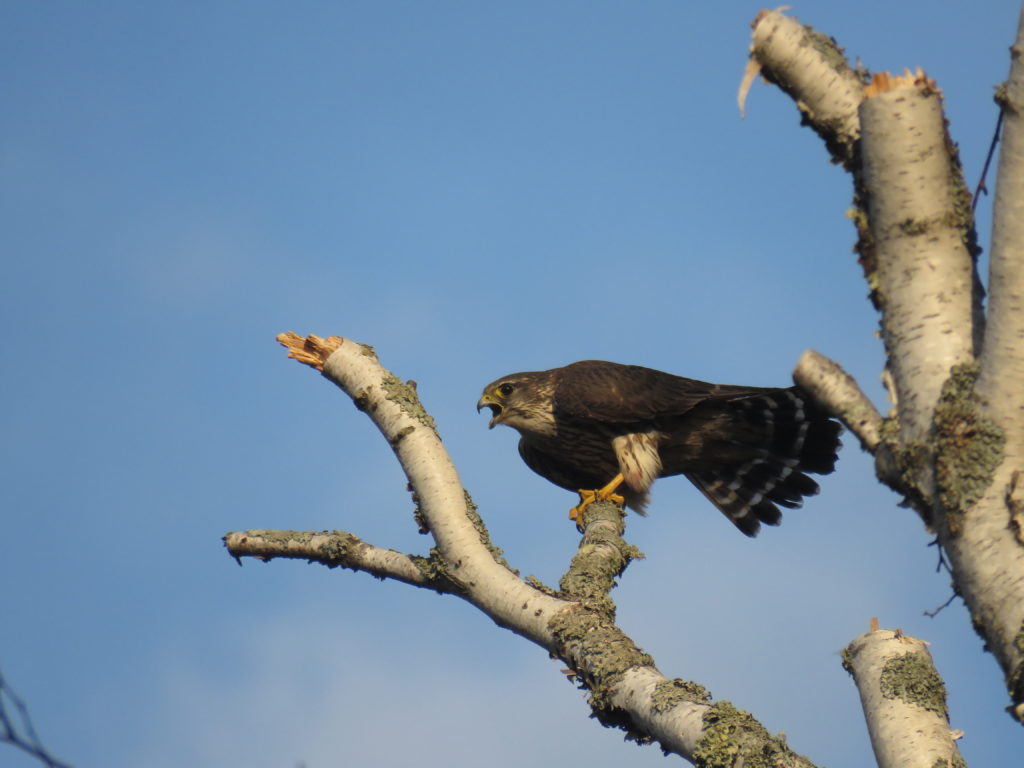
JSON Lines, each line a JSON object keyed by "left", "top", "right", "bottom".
{"left": 3, "top": 2, "right": 1022, "bottom": 766}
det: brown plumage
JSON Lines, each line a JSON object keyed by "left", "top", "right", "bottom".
{"left": 477, "top": 360, "right": 841, "bottom": 536}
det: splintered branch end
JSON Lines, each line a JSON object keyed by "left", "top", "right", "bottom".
{"left": 276, "top": 331, "right": 345, "bottom": 371}
{"left": 864, "top": 68, "right": 940, "bottom": 99}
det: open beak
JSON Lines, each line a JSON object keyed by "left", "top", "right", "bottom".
{"left": 477, "top": 394, "right": 503, "bottom": 429}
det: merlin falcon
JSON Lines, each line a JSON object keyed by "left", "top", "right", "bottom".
{"left": 477, "top": 360, "right": 841, "bottom": 536}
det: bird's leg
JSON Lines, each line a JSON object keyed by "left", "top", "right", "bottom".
{"left": 569, "top": 473, "right": 626, "bottom": 520}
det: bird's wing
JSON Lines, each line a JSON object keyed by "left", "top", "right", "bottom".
{"left": 552, "top": 360, "right": 762, "bottom": 423}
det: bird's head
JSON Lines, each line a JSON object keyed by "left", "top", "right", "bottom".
{"left": 477, "top": 371, "right": 555, "bottom": 434}
{"left": 477, "top": 379, "right": 519, "bottom": 429}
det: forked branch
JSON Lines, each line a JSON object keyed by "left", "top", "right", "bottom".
{"left": 224, "top": 332, "right": 826, "bottom": 767}
{"left": 750, "top": 6, "right": 1024, "bottom": 723}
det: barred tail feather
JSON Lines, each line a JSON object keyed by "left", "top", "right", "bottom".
{"left": 688, "top": 387, "right": 841, "bottom": 536}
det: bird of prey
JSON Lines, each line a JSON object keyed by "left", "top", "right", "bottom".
{"left": 477, "top": 360, "right": 841, "bottom": 536}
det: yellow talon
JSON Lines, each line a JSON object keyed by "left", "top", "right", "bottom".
{"left": 569, "top": 474, "right": 626, "bottom": 520}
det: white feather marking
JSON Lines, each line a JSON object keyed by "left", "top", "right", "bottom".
{"left": 727, "top": 454, "right": 793, "bottom": 505}
{"left": 784, "top": 391, "right": 810, "bottom": 456}
{"left": 728, "top": 457, "right": 767, "bottom": 490}
{"left": 612, "top": 432, "right": 662, "bottom": 493}
{"left": 784, "top": 389, "right": 806, "bottom": 421}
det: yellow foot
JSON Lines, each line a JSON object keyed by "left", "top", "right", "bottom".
{"left": 568, "top": 474, "right": 626, "bottom": 520}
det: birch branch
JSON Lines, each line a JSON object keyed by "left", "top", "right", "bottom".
{"left": 224, "top": 332, "right": 829, "bottom": 767}
{"left": 981, "top": 5, "right": 1024, "bottom": 405}
{"left": 860, "top": 70, "right": 978, "bottom": 452}
{"left": 948, "top": 6, "right": 1024, "bottom": 723}
{"left": 749, "top": 7, "right": 1024, "bottom": 722}
{"left": 792, "top": 349, "right": 900, "bottom": 489}
{"left": 272, "top": 333, "right": 565, "bottom": 645}
{"left": 744, "top": 9, "right": 864, "bottom": 168}
{"left": 223, "top": 529, "right": 454, "bottom": 591}
{"left": 748, "top": 15, "right": 986, "bottom": 514}
{"left": 843, "top": 626, "right": 966, "bottom": 768}
{"left": 792, "top": 349, "right": 884, "bottom": 453}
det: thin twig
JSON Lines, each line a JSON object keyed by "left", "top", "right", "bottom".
{"left": 0, "top": 670, "right": 74, "bottom": 768}
{"left": 927, "top": 536, "right": 952, "bottom": 574}
{"left": 924, "top": 592, "right": 960, "bottom": 619}
{"left": 972, "top": 108, "right": 1004, "bottom": 213}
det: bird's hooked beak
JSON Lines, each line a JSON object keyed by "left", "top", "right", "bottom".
{"left": 477, "top": 392, "right": 504, "bottom": 429}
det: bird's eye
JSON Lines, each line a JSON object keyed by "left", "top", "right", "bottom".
{"left": 498, "top": 383, "right": 514, "bottom": 397}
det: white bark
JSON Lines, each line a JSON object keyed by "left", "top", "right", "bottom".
{"left": 860, "top": 73, "right": 977, "bottom": 447}
{"left": 844, "top": 630, "right": 964, "bottom": 768}
{"left": 942, "top": 474, "right": 1024, "bottom": 722}
{"left": 959, "top": 6, "right": 1024, "bottom": 719}
{"left": 792, "top": 349, "right": 901, "bottom": 489}
{"left": 751, "top": 6, "right": 1024, "bottom": 722}
{"left": 792, "top": 349, "right": 884, "bottom": 453}
{"left": 223, "top": 529, "right": 442, "bottom": 588}
{"left": 611, "top": 668, "right": 706, "bottom": 756}
{"left": 318, "top": 339, "right": 567, "bottom": 646}
{"left": 981, "top": 6, "right": 1024, "bottom": 402}
{"left": 747, "top": 10, "right": 863, "bottom": 166}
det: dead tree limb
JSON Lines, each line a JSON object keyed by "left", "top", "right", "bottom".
{"left": 224, "top": 332, "right": 823, "bottom": 767}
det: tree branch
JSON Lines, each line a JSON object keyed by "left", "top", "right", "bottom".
{"left": 792, "top": 349, "right": 884, "bottom": 453}
{"left": 980, "top": 6, "right": 1024, "bottom": 406}
{"left": 744, "top": 9, "right": 864, "bottom": 168}
{"left": 0, "top": 670, "right": 74, "bottom": 768}
{"left": 861, "top": 70, "right": 978, "bottom": 450}
{"left": 223, "top": 529, "right": 458, "bottom": 592}
{"left": 946, "top": 6, "right": 1024, "bottom": 724}
{"left": 792, "top": 349, "right": 901, "bottom": 489}
{"left": 225, "top": 333, "right": 829, "bottom": 767}
{"left": 274, "top": 332, "right": 566, "bottom": 645}
{"left": 843, "top": 626, "right": 966, "bottom": 768}
{"left": 750, "top": 6, "right": 1024, "bottom": 724}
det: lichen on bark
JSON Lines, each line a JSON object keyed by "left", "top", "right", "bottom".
{"left": 934, "top": 362, "right": 1006, "bottom": 530}
{"left": 652, "top": 678, "right": 712, "bottom": 713}
{"left": 879, "top": 651, "right": 949, "bottom": 717}
{"left": 693, "top": 701, "right": 810, "bottom": 768}
{"left": 380, "top": 373, "right": 438, "bottom": 434}
{"left": 558, "top": 500, "right": 642, "bottom": 612}
{"left": 548, "top": 608, "right": 655, "bottom": 712}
